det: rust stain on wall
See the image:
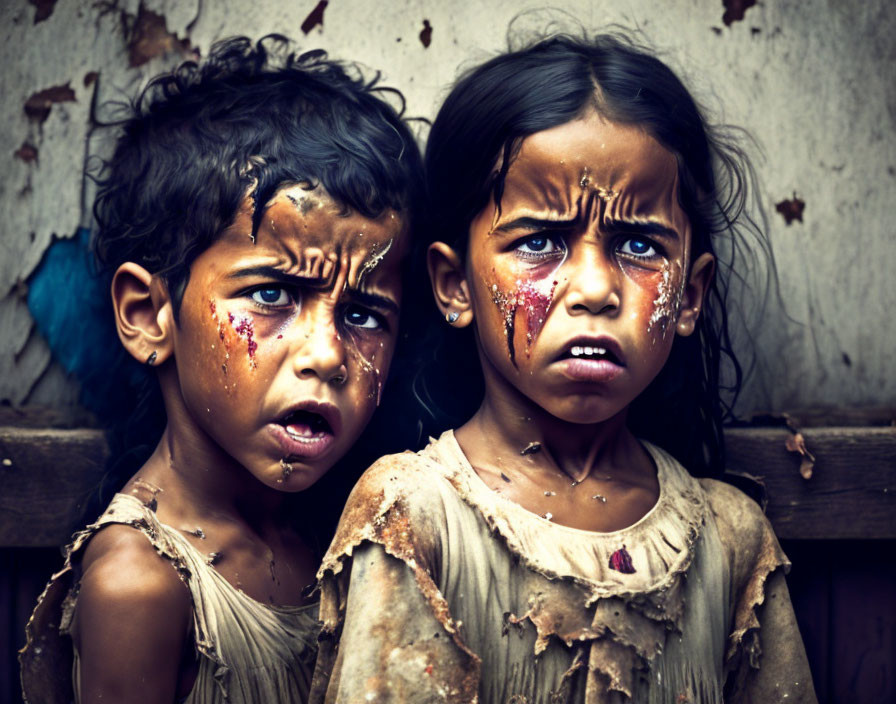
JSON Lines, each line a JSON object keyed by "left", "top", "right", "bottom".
{"left": 775, "top": 193, "right": 805, "bottom": 225}
{"left": 301, "top": 0, "right": 328, "bottom": 35}
{"left": 14, "top": 144, "right": 39, "bottom": 163}
{"left": 28, "top": 0, "right": 57, "bottom": 23}
{"left": 722, "top": 0, "right": 757, "bottom": 26}
{"left": 127, "top": 5, "right": 192, "bottom": 68}
{"left": 419, "top": 19, "right": 432, "bottom": 48}
{"left": 24, "top": 84, "right": 76, "bottom": 124}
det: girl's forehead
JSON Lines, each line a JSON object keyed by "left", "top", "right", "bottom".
{"left": 495, "top": 112, "right": 687, "bottom": 235}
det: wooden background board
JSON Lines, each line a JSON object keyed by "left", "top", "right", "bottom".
{"left": 2, "top": 425, "right": 894, "bottom": 546}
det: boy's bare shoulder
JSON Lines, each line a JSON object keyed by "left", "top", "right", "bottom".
{"left": 77, "top": 523, "right": 191, "bottom": 615}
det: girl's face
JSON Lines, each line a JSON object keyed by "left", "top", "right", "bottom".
{"left": 168, "top": 185, "right": 406, "bottom": 491}
{"left": 459, "top": 110, "right": 712, "bottom": 424}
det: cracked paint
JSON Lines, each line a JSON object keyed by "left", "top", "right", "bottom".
{"left": 722, "top": 0, "right": 757, "bottom": 26}
{"left": 24, "top": 84, "right": 76, "bottom": 124}
{"left": 775, "top": 193, "right": 805, "bottom": 225}
{"left": 419, "top": 19, "right": 432, "bottom": 48}
{"left": 126, "top": 5, "right": 193, "bottom": 67}
{"left": 301, "top": 0, "right": 328, "bottom": 34}
{"left": 28, "top": 0, "right": 57, "bottom": 24}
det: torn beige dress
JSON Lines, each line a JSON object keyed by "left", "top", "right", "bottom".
{"left": 311, "top": 431, "right": 816, "bottom": 703}
{"left": 20, "top": 493, "right": 319, "bottom": 704}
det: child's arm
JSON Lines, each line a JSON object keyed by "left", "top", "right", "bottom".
{"left": 72, "top": 524, "right": 192, "bottom": 704}
{"left": 702, "top": 480, "right": 818, "bottom": 703}
{"left": 311, "top": 457, "right": 480, "bottom": 703}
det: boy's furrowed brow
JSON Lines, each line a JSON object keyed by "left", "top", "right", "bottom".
{"left": 347, "top": 289, "right": 399, "bottom": 316}
{"left": 603, "top": 219, "right": 680, "bottom": 241}
{"left": 492, "top": 216, "right": 576, "bottom": 234}
{"left": 227, "top": 266, "right": 325, "bottom": 286}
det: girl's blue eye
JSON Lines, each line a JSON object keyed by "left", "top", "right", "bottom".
{"left": 619, "top": 238, "right": 657, "bottom": 258}
{"left": 516, "top": 235, "right": 564, "bottom": 256}
{"left": 344, "top": 306, "right": 382, "bottom": 330}
{"left": 251, "top": 287, "right": 290, "bottom": 306}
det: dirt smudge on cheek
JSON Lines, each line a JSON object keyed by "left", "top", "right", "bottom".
{"left": 490, "top": 283, "right": 518, "bottom": 366}
{"left": 349, "top": 344, "right": 384, "bottom": 405}
{"left": 209, "top": 301, "right": 232, "bottom": 377}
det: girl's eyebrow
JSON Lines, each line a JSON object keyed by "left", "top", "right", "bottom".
{"left": 227, "top": 265, "right": 399, "bottom": 315}
{"left": 603, "top": 219, "right": 680, "bottom": 241}
{"left": 492, "top": 216, "right": 576, "bottom": 233}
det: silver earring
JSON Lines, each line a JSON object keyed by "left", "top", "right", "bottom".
{"left": 146, "top": 350, "right": 158, "bottom": 366}
{"left": 446, "top": 311, "right": 460, "bottom": 324}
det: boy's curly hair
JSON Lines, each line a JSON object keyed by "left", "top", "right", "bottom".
{"left": 93, "top": 34, "right": 423, "bottom": 312}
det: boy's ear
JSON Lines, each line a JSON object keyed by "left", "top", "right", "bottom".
{"left": 676, "top": 252, "right": 715, "bottom": 337}
{"left": 111, "top": 262, "right": 176, "bottom": 365}
{"left": 427, "top": 242, "right": 474, "bottom": 328}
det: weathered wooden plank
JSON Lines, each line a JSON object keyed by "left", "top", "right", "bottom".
{"left": 0, "top": 428, "right": 107, "bottom": 547}
{"left": 725, "top": 427, "right": 896, "bottom": 540}
{"left": 1, "top": 426, "right": 894, "bottom": 546}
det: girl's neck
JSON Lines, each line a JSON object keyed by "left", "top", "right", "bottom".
{"left": 459, "top": 391, "right": 645, "bottom": 484}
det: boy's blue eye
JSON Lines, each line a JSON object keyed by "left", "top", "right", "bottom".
{"left": 516, "top": 235, "right": 564, "bottom": 256}
{"left": 619, "top": 238, "right": 657, "bottom": 258}
{"left": 251, "top": 287, "right": 290, "bottom": 306}
{"left": 344, "top": 306, "right": 381, "bottom": 330}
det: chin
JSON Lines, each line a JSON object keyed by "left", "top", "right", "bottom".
{"left": 545, "top": 398, "right": 626, "bottom": 426}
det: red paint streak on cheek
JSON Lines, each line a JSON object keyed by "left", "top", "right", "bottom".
{"left": 519, "top": 279, "right": 559, "bottom": 355}
{"left": 227, "top": 312, "right": 258, "bottom": 369}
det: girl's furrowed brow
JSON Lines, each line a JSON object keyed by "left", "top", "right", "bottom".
{"left": 603, "top": 219, "right": 680, "bottom": 241}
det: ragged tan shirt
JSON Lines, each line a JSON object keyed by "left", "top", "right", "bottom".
{"left": 311, "top": 431, "right": 817, "bottom": 703}
{"left": 20, "top": 493, "right": 319, "bottom": 704}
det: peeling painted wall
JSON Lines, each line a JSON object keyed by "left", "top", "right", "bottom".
{"left": 1, "top": 0, "right": 894, "bottom": 416}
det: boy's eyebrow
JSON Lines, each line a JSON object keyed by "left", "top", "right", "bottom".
{"left": 227, "top": 265, "right": 399, "bottom": 315}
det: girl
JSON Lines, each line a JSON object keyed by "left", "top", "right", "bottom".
{"left": 310, "top": 35, "right": 816, "bottom": 703}
{"left": 20, "top": 37, "right": 423, "bottom": 704}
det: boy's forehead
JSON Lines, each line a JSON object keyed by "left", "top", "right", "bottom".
{"left": 210, "top": 184, "right": 408, "bottom": 288}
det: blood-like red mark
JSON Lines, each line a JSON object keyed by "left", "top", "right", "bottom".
{"left": 491, "top": 278, "right": 558, "bottom": 365}
{"left": 608, "top": 546, "right": 636, "bottom": 573}
{"left": 419, "top": 19, "right": 432, "bottom": 48}
{"left": 24, "top": 84, "right": 75, "bottom": 124}
{"left": 775, "top": 193, "right": 805, "bottom": 225}
{"left": 301, "top": 0, "right": 328, "bottom": 34}
{"left": 228, "top": 313, "right": 258, "bottom": 364}
{"left": 722, "top": 0, "right": 757, "bottom": 26}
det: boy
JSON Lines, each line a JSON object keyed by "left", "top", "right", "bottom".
{"left": 21, "top": 35, "right": 422, "bottom": 704}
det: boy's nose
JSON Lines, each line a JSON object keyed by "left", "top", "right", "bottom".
{"left": 291, "top": 317, "right": 348, "bottom": 385}
{"left": 563, "top": 246, "right": 621, "bottom": 316}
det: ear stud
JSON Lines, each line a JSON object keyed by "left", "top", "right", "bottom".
{"left": 446, "top": 311, "right": 460, "bottom": 324}
{"left": 146, "top": 350, "right": 158, "bottom": 366}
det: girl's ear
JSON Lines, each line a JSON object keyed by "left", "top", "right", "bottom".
{"left": 676, "top": 252, "right": 715, "bottom": 337}
{"left": 427, "top": 242, "right": 474, "bottom": 328}
{"left": 111, "top": 262, "right": 176, "bottom": 365}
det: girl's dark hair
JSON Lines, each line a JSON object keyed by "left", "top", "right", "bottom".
{"left": 87, "top": 35, "right": 424, "bottom": 533}
{"left": 419, "top": 33, "right": 768, "bottom": 477}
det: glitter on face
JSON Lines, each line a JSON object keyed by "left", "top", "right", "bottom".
{"left": 356, "top": 237, "right": 394, "bottom": 288}
{"left": 647, "top": 260, "right": 682, "bottom": 339}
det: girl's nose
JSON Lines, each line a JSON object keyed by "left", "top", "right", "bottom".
{"left": 563, "top": 246, "right": 621, "bottom": 316}
{"left": 291, "top": 316, "right": 348, "bottom": 385}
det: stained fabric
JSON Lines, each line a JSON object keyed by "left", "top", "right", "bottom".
{"left": 20, "top": 493, "right": 319, "bottom": 704}
{"left": 312, "top": 431, "right": 817, "bottom": 703}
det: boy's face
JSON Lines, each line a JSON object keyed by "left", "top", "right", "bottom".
{"left": 169, "top": 185, "right": 406, "bottom": 491}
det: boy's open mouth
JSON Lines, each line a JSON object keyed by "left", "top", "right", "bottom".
{"left": 278, "top": 409, "right": 333, "bottom": 438}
